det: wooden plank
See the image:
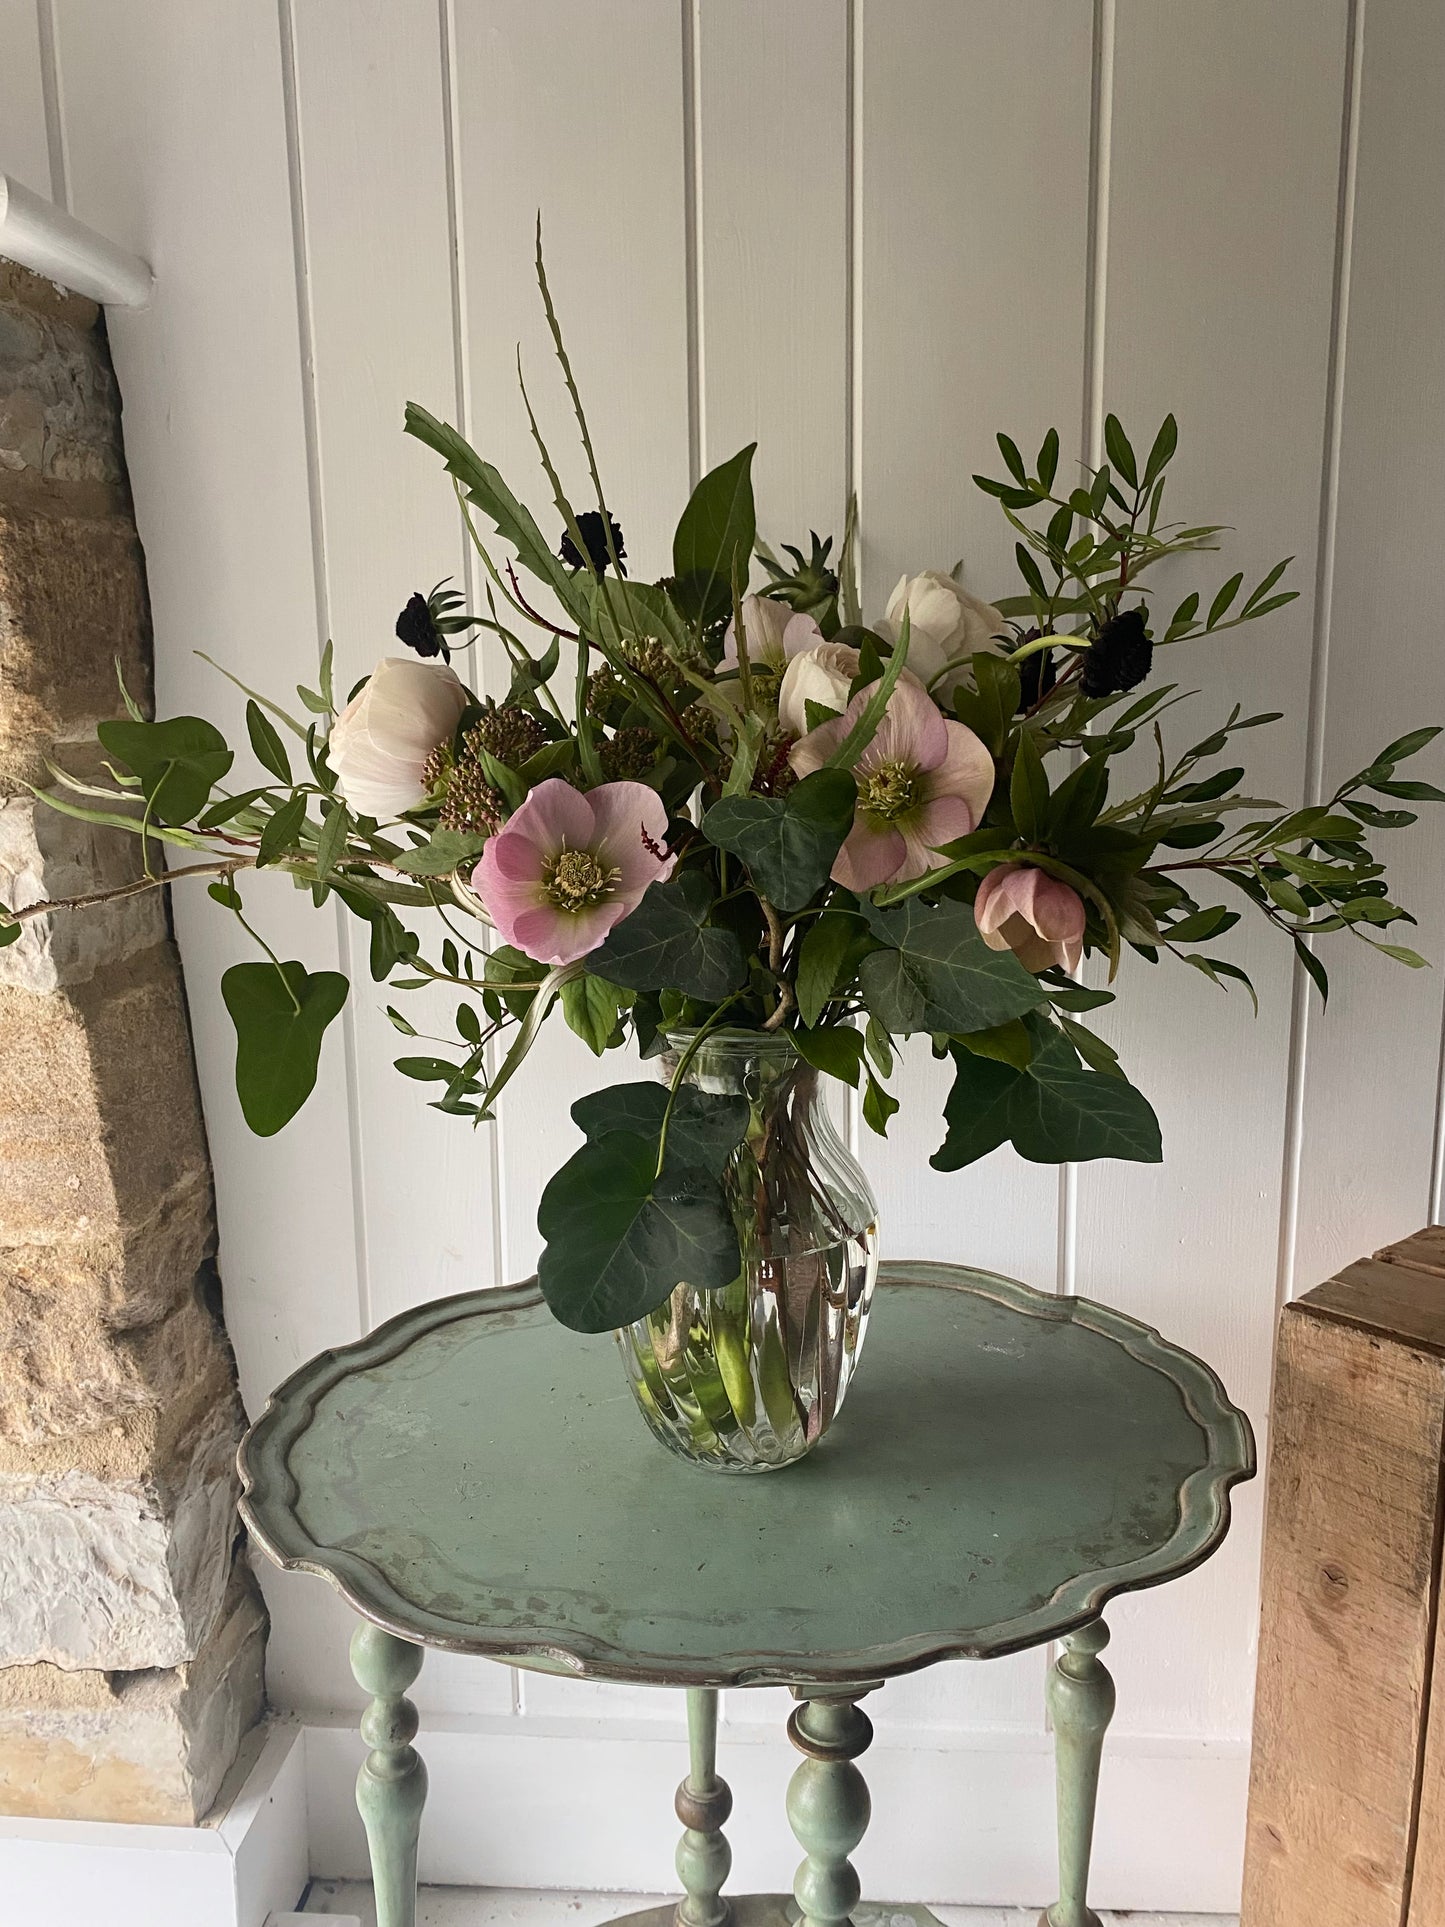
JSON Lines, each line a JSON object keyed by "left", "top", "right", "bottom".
{"left": 1380, "top": 1226, "right": 1445, "bottom": 1280}
{"left": 286, "top": 0, "right": 506, "bottom": 1329}
{"left": 1242, "top": 1301, "right": 1445, "bottom": 1926}
{"left": 1305, "top": 1256, "right": 1445, "bottom": 1357}
{"left": 1072, "top": 0, "right": 1350, "bottom": 1745}
{"left": 0, "top": 0, "right": 52, "bottom": 196}
{"left": 1288, "top": 0, "right": 1445, "bottom": 1299}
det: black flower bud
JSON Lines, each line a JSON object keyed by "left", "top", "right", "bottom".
{"left": 559, "top": 510, "right": 627, "bottom": 577}
{"left": 395, "top": 591, "right": 447, "bottom": 661}
{"left": 1080, "top": 607, "right": 1152, "bottom": 699}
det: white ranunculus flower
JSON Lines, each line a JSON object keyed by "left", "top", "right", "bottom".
{"left": 778, "top": 641, "right": 928, "bottom": 737}
{"left": 720, "top": 595, "right": 822, "bottom": 674}
{"left": 881, "top": 570, "right": 1006, "bottom": 703}
{"left": 329, "top": 656, "right": 469, "bottom": 820}
{"left": 777, "top": 642, "right": 859, "bottom": 736}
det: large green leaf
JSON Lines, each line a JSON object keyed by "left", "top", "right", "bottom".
{"left": 591, "top": 871, "right": 747, "bottom": 1001}
{"left": 701, "top": 769, "right": 856, "bottom": 912}
{"left": 536, "top": 1132, "right": 741, "bottom": 1332}
{"left": 95, "top": 716, "right": 233, "bottom": 826}
{"left": 795, "top": 906, "right": 871, "bottom": 1027}
{"left": 560, "top": 974, "right": 630, "bottom": 1055}
{"left": 671, "top": 443, "right": 756, "bottom": 625}
{"left": 931, "top": 1049, "right": 1019, "bottom": 1170}
{"left": 1007, "top": 1038, "right": 1162, "bottom": 1164}
{"left": 571, "top": 1081, "right": 749, "bottom": 1173}
{"left": 220, "top": 961, "right": 349, "bottom": 1136}
{"left": 931, "top": 1021, "right": 1162, "bottom": 1170}
{"left": 859, "top": 897, "right": 1046, "bottom": 1035}
{"left": 404, "top": 403, "right": 590, "bottom": 624}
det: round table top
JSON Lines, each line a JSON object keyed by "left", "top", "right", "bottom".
{"left": 237, "top": 1263, "right": 1254, "bottom": 1690}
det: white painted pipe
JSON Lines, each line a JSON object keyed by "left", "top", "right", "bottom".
{"left": 0, "top": 174, "right": 152, "bottom": 309}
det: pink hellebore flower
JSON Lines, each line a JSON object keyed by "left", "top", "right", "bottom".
{"left": 719, "top": 594, "right": 822, "bottom": 674}
{"left": 974, "top": 864, "right": 1086, "bottom": 975}
{"left": 790, "top": 678, "right": 995, "bottom": 892}
{"left": 473, "top": 778, "right": 674, "bottom": 967}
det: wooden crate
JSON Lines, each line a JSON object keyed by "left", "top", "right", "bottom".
{"left": 1243, "top": 1226, "right": 1445, "bottom": 1927}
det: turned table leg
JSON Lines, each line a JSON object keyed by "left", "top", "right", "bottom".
{"left": 1039, "top": 1619, "right": 1116, "bottom": 1927}
{"left": 786, "top": 1686, "right": 877, "bottom": 1927}
{"left": 674, "top": 1686, "right": 732, "bottom": 1927}
{"left": 351, "top": 1621, "right": 428, "bottom": 1927}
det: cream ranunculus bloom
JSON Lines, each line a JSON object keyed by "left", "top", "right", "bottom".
{"left": 329, "top": 655, "right": 469, "bottom": 820}
{"left": 881, "top": 570, "right": 1006, "bottom": 705}
{"left": 778, "top": 641, "right": 928, "bottom": 737}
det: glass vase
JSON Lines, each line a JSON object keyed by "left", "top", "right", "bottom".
{"left": 615, "top": 1029, "right": 879, "bottom": 1472}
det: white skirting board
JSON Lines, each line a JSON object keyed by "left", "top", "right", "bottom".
{"left": 303, "top": 1717, "right": 1249, "bottom": 1918}
{"left": 0, "top": 1721, "right": 308, "bottom": 1927}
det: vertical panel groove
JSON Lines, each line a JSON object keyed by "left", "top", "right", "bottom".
{"left": 681, "top": 0, "right": 704, "bottom": 485}
{"left": 438, "top": 0, "right": 506, "bottom": 1297}
{"left": 1275, "top": 0, "right": 1367, "bottom": 1312}
{"left": 844, "top": 0, "right": 863, "bottom": 533}
{"left": 1056, "top": 0, "right": 1116, "bottom": 1302}
{"left": 277, "top": 0, "right": 373, "bottom": 1334}
{"left": 34, "top": 0, "right": 67, "bottom": 208}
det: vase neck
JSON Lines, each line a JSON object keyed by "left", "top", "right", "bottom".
{"left": 657, "top": 1028, "right": 813, "bottom": 1103}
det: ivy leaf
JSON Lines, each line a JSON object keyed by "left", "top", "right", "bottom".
{"left": 571, "top": 1081, "right": 749, "bottom": 1175}
{"left": 701, "top": 769, "right": 856, "bottom": 912}
{"left": 220, "top": 960, "right": 349, "bottom": 1136}
{"left": 859, "top": 896, "right": 1046, "bottom": 1035}
{"left": 1007, "top": 1028, "right": 1162, "bottom": 1164}
{"left": 792, "top": 1023, "right": 865, "bottom": 1088}
{"left": 795, "top": 906, "right": 870, "bottom": 1027}
{"left": 862, "top": 1073, "right": 900, "bottom": 1137}
{"left": 560, "top": 974, "right": 629, "bottom": 1055}
{"left": 671, "top": 443, "right": 756, "bottom": 626}
{"left": 95, "top": 716, "right": 234, "bottom": 826}
{"left": 536, "top": 1132, "right": 741, "bottom": 1333}
{"left": 931, "top": 1049, "right": 1020, "bottom": 1170}
{"left": 591, "top": 871, "right": 747, "bottom": 1001}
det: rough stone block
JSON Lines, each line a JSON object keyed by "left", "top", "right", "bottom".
{"left": 0, "top": 1376, "right": 243, "bottom": 1671}
{"left": 0, "top": 290, "right": 122, "bottom": 486}
{"left": 0, "top": 1565, "right": 267, "bottom": 1824}
{"left": 0, "top": 497, "right": 153, "bottom": 786}
{"left": 0, "top": 790, "right": 165, "bottom": 991}
{"left": 0, "top": 943, "right": 210, "bottom": 1250}
{"left": 0, "top": 261, "right": 98, "bottom": 333}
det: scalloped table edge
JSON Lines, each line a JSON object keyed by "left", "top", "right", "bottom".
{"left": 237, "top": 1262, "right": 1256, "bottom": 1688}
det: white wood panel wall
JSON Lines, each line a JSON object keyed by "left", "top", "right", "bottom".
{"left": 4, "top": 0, "right": 1442, "bottom": 1910}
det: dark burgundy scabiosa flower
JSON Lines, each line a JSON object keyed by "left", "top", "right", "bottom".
{"left": 559, "top": 510, "right": 627, "bottom": 577}
{"left": 395, "top": 591, "right": 447, "bottom": 661}
{"left": 1080, "top": 607, "right": 1152, "bottom": 699}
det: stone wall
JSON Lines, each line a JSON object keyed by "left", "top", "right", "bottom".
{"left": 0, "top": 262, "right": 265, "bottom": 1824}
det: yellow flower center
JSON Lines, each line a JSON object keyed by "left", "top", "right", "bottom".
{"left": 543, "top": 844, "right": 620, "bottom": 912}
{"left": 859, "top": 759, "right": 919, "bottom": 821}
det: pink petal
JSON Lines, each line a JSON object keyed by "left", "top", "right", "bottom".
{"left": 893, "top": 795, "right": 977, "bottom": 881}
{"left": 789, "top": 708, "right": 853, "bottom": 777}
{"left": 974, "top": 863, "right": 1032, "bottom": 935}
{"left": 510, "top": 899, "right": 631, "bottom": 967}
{"left": 864, "top": 677, "right": 947, "bottom": 773}
{"left": 485, "top": 830, "right": 547, "bottom": 884}
{"left": 504, "top": 777, "right": 595, "bottom": 859}
{"left": 475, "top": 850, "right": 548, "bottom": 949}
{"left": 832, "top": 817, "right": 907, "bottom": 892}
{"left": 585, "top": 781, "right": 675, "bottom": 892}
{"left": 781, "top": 612, "right": 824, "bottom": 657}
{"left": 926, "top": 720, "right": 996, "bottom": 820}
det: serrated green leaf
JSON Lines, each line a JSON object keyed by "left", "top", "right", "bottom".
{"left": 796, "top": 908, "right": 869, "bottom": 1028}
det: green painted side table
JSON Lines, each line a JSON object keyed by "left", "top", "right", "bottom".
{"left": 237, "top": 1262, "right": 1254, "bottom": 1927}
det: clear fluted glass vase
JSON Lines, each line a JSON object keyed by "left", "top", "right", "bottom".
{"left": 615, "top": 1029, "right": 880, "bottom": 1472}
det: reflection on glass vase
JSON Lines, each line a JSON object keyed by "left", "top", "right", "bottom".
{"left": 615, "top": 1029, "right": 879, "bottom": 1472}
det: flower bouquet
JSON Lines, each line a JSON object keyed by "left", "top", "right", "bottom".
{"left": 7, "top": 249, "right": 1439, "bottom": 1470}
